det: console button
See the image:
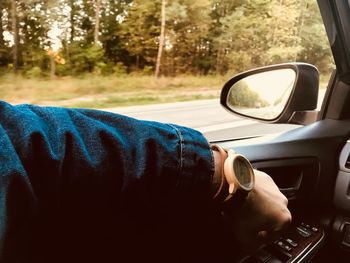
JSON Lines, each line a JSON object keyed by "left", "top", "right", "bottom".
{"left": 275, "top": 240, "right": 292, "bottom": 252}
{"left": 311, "top": 227, "right": 319, "bottom": 233}
{"left": 296, "top": 226, "right": 312, "bottom": 237}
{"left": 283, "top": 245, "right": 292, "bottom": 252}
{"left": 285, "top": 238, "right": 298, "bottom": 248}
{"left": 301, "top": 222, "right": 311, "bottom": 229}
{"left": 275, "top": 240, "right": 284, "bottom": 248}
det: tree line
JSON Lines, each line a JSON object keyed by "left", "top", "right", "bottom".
{"left": 0, "top": 0, "right": 333, "bottom": 78}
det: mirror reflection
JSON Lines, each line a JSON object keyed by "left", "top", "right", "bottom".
{"left": 227, "top": 68, "right": 296, "bottom": 120}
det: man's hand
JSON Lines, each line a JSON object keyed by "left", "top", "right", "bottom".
{"left": 224, "top": 170, "right": 292, "bottom": 251}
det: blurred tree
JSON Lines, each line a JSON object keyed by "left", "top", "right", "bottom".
{"left": 0, "top": 4, "right": 4, "bottom": 49}
{"left": 10, "top": 0, "right": 19, "bottom": 73}
{"left": 209, "top": 0, "right": 244, "bottom": 74}
{"left": 120, "top": 0, "right": 160, "bottom": 71}
{"left": 81, "top": 0, "right": 95, "bottom": 45}
{"left": 0, "top": 0, "right": 335, "bottom": 77}
{"left": 57, "top": 0, "right": 99, "bottom": 74}
{"left": 155, "top": 0, "right": 166, "bottom": 77}
{"left": 296, "top": 0, "right": 334, "bottom": 76}
{"left": 94, "top": 0, "right": 101, "bottom": 45}
{"left": 212, "top": 0, "right": 301, "bottom": 74}
{"left": 69, "top": 0, "right": 79, "bottom": 43}
{"left": 161, "top": 0, "right": 211, "bottom": 75}
{"left": 60, "top": 0, "right": 83, "bottom": 68}
{"left": 0, "top": 0, "right": 9, "bottom": 68}
{"left": 100, "top": 0, "right": 131, "bottom": 68}
{"left": 67, "top": 43, "right": 104, "bottom": 73}
{"left": 264, "top": 0, "right": 301, "bottom": 64}
{"left": 19, "top": 0, "right": 51, "bottom": 73}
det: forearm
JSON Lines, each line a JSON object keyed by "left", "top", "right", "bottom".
{"left": 0, "top": 101, "right": 216, "bottom": 260}
{"left": 0, "top": 102, "right": 215, "bottom": 208}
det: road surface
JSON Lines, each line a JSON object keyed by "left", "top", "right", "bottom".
{"left": 103, "top": 99, "right": 300, "bottom": 141}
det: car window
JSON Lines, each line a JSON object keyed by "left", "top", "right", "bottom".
{"left": 0, "top": 0, "right": 334, "bottom": 140}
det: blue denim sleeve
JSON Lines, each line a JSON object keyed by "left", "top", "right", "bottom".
{"left": 0, "top": 101, "right": 214, "bottom": 261}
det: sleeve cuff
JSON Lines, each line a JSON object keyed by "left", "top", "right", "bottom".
{"left": 167, "top": 124, "right": 215, "bottom": 201}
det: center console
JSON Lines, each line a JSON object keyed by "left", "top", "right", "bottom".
{"left": 237, "top": 219, "right": 324, "bottom": 263}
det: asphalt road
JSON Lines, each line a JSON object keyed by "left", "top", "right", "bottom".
{"left": 103, "top": 99, "right": 300, "bottom": 141}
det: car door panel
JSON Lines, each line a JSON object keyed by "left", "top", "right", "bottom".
{"left": 252, "top": 158, "right": 319, "bottom": 201}
{"left": 217, "top": 119, "right": 350, "bottom": 207}
{"left": 214, "top": 119, "right": 350, "bottom": 262}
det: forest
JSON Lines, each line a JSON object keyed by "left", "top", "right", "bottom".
{"left": 0, "top": 0, "right": 334, "bottom": 78}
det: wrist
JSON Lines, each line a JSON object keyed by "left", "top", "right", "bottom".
{"left": 210, "top": 144, "right": 255, "bottom": 205}
{"left": 211, "top": 144, "right": 229, "bottom": 202}
{"left": 211, "top": 149, "right": 225, "bottom": 195}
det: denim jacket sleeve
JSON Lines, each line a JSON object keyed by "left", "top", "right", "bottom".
{"left": 0, "top": 101, "right": 214, "bottom": 261}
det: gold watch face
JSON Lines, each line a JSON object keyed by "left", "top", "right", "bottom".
{"left": 233, "top": 155, "right": 253, "bottom": 189}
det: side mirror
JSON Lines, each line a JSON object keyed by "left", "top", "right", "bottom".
{"left": 220, "top": 63, "right": 319, "bottom": 124}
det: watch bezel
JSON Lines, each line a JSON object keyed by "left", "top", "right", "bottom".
{"left": 224, "top": 150, "right": 255, "bottom": 194}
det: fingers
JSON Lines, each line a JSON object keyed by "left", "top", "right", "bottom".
{"left": 254, "top": 172, "right": 292, "bottom": 243}
{"left": 258, "top": 208, "right": 292, "bottom": 242}
{"left": 229, "top": 169, "right": 292, "bottom": 252}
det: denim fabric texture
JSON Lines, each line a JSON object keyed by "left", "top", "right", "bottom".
{"left": 0, "top": 101, "right": 214, "bottom": 262}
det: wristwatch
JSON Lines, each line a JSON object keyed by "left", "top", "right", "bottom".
{"left": 211, "top": 144, "right": 255, "bottom": 204}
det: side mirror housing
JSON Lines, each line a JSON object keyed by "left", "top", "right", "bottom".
{"left": 220, "top": 63, "right": 319, "bottom": 124}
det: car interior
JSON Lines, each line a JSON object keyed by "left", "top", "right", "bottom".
{"left": 210, "top": 1, "right": 350, "bottom": 262}
{"left": 2, "top": 1, "right": 349, "bottom": 262}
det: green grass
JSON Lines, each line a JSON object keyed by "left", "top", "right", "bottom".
{"left": 0, "top": 74, "right": 225, "bottom": 108}
{"left": 0, "top": 73, "right": 330, "bottom": 109}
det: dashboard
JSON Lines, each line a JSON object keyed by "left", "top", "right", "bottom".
{"left": 213, "top": 118, "right": 350, "bottom": 262}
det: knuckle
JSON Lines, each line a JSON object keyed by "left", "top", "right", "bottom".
{"left": 282, "top": 195, "right": 289, "bottom": 205}
{"left": 280, "top": 209, "right": 292, "bottom": 226}
{"left": 272, "top": 211, "right": 292, "bottom": 233}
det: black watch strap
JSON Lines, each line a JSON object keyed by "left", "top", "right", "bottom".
{"left": 221, "top": 189, "right": 249, "bottom": 215}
